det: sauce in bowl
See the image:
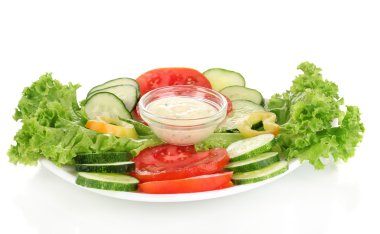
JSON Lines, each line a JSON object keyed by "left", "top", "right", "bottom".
{"left": 147, "top": 97, "right": 218, "bottom": 120}
{"left": 138, "top": 86, "right": 227, "bottom": 145}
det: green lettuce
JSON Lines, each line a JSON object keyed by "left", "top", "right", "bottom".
{"left": 268, "top": 62, "right": 364, "bottom": 169}
{"left": 8, "top": 73, "right": 162, "bottom": 166}
{"left": 194, "top": 133, "right": 244, "bottom": 151}
{"left": 13, "top": 73, "right": 81, "bottom": 126}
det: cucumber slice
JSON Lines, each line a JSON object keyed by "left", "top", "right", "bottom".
{"left": 232, "top": 161, "right": 289, "bottom": 184}
{"left": 76, "top": 172, "right": 139, "bottom": 191}
{"left": 75, "top": 161, "right": 135, "bottom": 173}
{"left": 88, "top": 77, "right": 140, "bottom": 97}
{"left": 74, "top": 152, "right": 132, "bottom": 164}
{"left": 216, "top": 100, "right": 265, "bottom": 132}
{"left": 84, "top": 92, "right": 132, "bottom": 120}
{"left": 227, "top": 134, "right": 275, "bottom": 162}
{"left": 220, "top": 86, "right": 264, "bottom": 106}
{"left": 225, "top": 152, "right": 280, "bottom": 172}
{"left": 88, "top": 85, "right": 138, "bottom": 111}
{"left": 203, "top": 68, "right": 245, "bottom": 91}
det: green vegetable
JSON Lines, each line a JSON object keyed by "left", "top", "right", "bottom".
{"left": 216, "top": 100, "right": 265, "bottom": 133}
{"left": 120, "top": 118, "right": 154, "bottom": 136}
{"left": 74, "top": 152, "right": 133, "bottom": 164}
{"left": 8, "top": 73, "right": 162, "bottom": 166}
{"left": 13, "top": 73, "right": 81, "bottom": 126}
{"left": 76, "top": 172, "right": 139, "bottom": 191}
{"left": 194, "top": 133, "right": 244, "bottom": 151}
{"left": 203, "top": 68, "right": 245, "bottom": 91}
{"left": 220, "top": 86, "right": 264, "bottom": 106}
{"left": 225, "top": 152, "right": 280, "bottom": 172}
{"left": 268, "top": 62, "right": 364, "bottom": 169}
{"left": 226, "top": 134, "right": 275, "bottom": 162}
{"left": 75, "top": 161, "right": 135, "bottom": 173}
{"left": 232, "top": 161, "right": 289, "bottom": 185}
{"left": 84, "top": 92, "right": 132, "bottom": 120}
{"left": 87, "top": 77, "right": 140, "bottom": 97}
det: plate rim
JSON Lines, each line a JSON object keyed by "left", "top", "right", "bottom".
{"left": 40, "top": 158, "right": 301, "bottom": 202}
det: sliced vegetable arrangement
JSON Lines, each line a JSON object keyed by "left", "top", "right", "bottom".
{"left": 8, "top": 63, "right": 364, "bottom": 195}
{"left": 131, "top": 146, "right": 230, "bottom": 182}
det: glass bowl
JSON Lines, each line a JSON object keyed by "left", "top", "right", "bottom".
{"left": 138, "top": 85, "right": 228, "bottom": 145}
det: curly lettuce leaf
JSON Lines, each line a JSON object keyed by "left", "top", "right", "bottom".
{"left": 8, "top": 73, "right": 162, "bottom": 166}
{"left": 13, "top": 73, "right": 81, "bottom": 126}
{"left": 268, "top": 62, "right": 364, "bottom": 169}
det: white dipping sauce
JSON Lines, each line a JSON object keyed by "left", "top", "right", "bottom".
{"left": 147, "top": 97, "right": 218, "bottom": 120}
{"left": 143, "top": 96, "right": 223, "bottom": 145}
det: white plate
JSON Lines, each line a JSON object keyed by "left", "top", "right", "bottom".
{"left": 40, "top": 159, "right": 301, "bottom": 202}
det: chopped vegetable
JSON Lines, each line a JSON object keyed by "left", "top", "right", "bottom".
{"left": 220, "top": 85, "right": 264, "bottom": 106}
{"left": 268, "top": 62, "right": 364, "bottom": 169}
{"left": 85, "top": 118, "right": 138, "bottom": 139}
{"left": 136, "top": 68, "right": 211, "bottom": 95}
{"left": 232, "top": 161, "right": 289, "bottom": 185}
{"left": 119, "top": 118, "right": 154, "bottom": 136}
{"left": 225, "top": 152, "right": 280, "bottom": 173}
{"left": 222, "top": 94, "right": 234, "bottom": 114}
{"left": 7, "top": 74, "right": 162, "bottom": 166}
{"left": 227, "top": 134, "right": 275, "bottom": 162}
{"left": 87, "top": 77, "right": 140, "bottom": 97}
{"left": 132, "top": 145, "right": 229, "bottom": 182}
{"left": 203, "top": 68, "right": 245, "bottom": 91}
{"left": 75, "top": 161, "right": 135, "bottom": 173}
{"left": 84, "top": 92, "right": 132, "bottom": 120}
{"left": 74, "top": 152, "right": 132, "bottom": 164}
{"left": 216, "top": 100, "right": 265, "bottom": 132}
{"left": 76, "top": 172, "right": 139, "bottom": 191}
{"left": 87, "top": 84, "right": 139, "bottom": 112}
{"left": 237, "top": 111, "right": 280, "bottom": 137}
{"left": 138, "top": 172, "right": 233, "bottom": 194}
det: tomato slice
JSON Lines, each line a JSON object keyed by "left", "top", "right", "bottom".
{"left": 136, "top": 68, "right": 212, "bottom": 96}
{"left": 138, "top": 172, "right": 233, "bottom": 194}
{"left": 222, "top": 94, "right": 233, "bottom": 114}
{"left": 132, "top": 145, "right": 230, "bottom": 182}
{"left": 132, "top": 104, "right": 147, "bottom": 124}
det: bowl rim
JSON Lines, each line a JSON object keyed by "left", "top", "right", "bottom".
{"left": 138, "top": 85, "right": 228, "bottom": 123}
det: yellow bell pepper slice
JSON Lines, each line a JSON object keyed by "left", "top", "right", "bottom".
{"left": 237, "top": 111, "right": 280, "bottom": 138}
{"left": 85, "top": 116, "right": 138, "bottom": 139}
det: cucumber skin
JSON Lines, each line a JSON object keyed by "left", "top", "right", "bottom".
{"left": 84, "top": 92, "right": 132, "bottom": 120}
{"left": 203, "top": 68, "right": 246, "bottom": 91}
{"left": 232, "top": 164, "right": 289, "bottom": 185}
{"left": 88, "top": 77, "right": 140, "bottom": 97}
{"left": 74, "top": 152, "right": 132, "bottom": 164}
{"left": 220, "top": 86, "right": 264, "bottom": 106}
{"left": 229, "top": 138, "right": 275, "bottom": 162}
{"left": 87, "top": 85, "right": 139, "bottom": 112}
{"left": 225, "top": 154, "right": 280, "bottom": 172}
{"left": 75, "top": 163, "right": 135, "bottom": 173}
{"left": 76, "top": 174, "right": 138, "bottom": 192}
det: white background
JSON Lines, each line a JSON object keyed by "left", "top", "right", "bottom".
{"left": 0, "top": 0, "right": 379, "bottom": 233}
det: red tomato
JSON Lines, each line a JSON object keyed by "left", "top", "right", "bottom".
{"left": 136, "top": 68, "right": 212, "bottom": 96}
{"left": 138, "top": 172, "right": 233, "bottom": 194}
{"left": 132, "top": 104, "right": 147, "bottom": 124}
{"left": 222, "top": 94, "right": 233, "bottom": 114}
{"left": 132, "top": 145, "right": 230, "bottom": 182}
